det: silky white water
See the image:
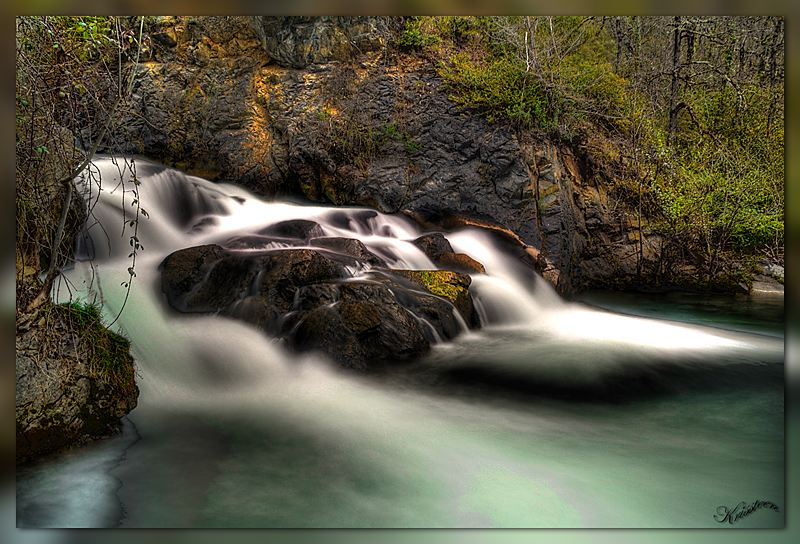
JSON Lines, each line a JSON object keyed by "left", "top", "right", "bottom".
{"left": 17, "top": 156, "right": 784, "bottom": 528}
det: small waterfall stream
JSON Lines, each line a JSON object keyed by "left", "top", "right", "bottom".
{"left": 17, "top": 156, "right": 784, "bottom": 528}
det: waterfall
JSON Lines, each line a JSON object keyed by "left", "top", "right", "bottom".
{"left": 21, "top": 155, "right": 782, "bottom": 528}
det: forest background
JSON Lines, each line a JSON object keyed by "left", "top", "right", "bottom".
{"left": 2, "top": 2, "right": 799, "bottom": 544}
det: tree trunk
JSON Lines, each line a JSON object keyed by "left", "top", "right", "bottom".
{"left": 668, "top": 16, "right": 682, "bottom": 145}
{"left": 767, "top": 17, "right": 783, "bottom": 86}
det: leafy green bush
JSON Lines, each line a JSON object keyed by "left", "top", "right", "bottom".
{"left": 560, "top": 55, "right": 627, "bottom": 117}
{"left": 398, "top": 26, "right": 440, "bottom": 48}
{"left": 55, "top": 16, "right": 119, "bottom": 61}
{"left": 441, "top": 52, "right": 551, "bottom": 129}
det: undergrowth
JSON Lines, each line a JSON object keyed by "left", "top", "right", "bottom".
{"left": 51, "top": 301, "right": 137, "bottom": 397}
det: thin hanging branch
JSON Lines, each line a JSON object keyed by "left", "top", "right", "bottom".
{"left": 26, "top": 16, "right": 145, "bottom": 313}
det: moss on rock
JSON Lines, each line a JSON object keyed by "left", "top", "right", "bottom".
{"left": 16, "top": 302, "right": 139, "bottom": 463}
{"left": 389, "top": 269, "right": 474, "bottom": 325}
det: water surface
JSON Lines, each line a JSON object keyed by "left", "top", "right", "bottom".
{"left": 17, "top": 157, "right": 784, "bottom": 528}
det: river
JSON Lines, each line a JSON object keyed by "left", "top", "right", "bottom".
{"left": 15, "top": 156, "right": 784, "bottom": 529}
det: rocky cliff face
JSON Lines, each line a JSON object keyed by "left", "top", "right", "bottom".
{"left": 103, "top": 16, "right": 707, "bottom": 294}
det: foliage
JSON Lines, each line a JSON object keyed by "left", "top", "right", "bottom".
{"left": 55, "top": 16, "right": 119, "bottom": 61}
{"left": 404, "top": 15, "right": 783, "bottom": 279}
{"left": 440, "top": 51, "right": 551, "bottom": 129}
{"left": 52, "top": 301, "right": 137, "bottom": 396}
{"left": 16, "top": 16, "right": 148, "bottom": 315}
{"left": 429, "top": 16, "right": 631, "bottom": 135}
{"left": 398, "top": 18, "right": 440, "bottom": 48}
{"left": 651, "top": 85, "right": 784, "bottom": 265}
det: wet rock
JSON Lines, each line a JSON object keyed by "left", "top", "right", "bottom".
{"left": 160, "top": 244, "right": 228, "bottom": 308}
{"left": 258, "top": 219, "right": 324, "bottom": 240}
{"left": 339, "top": 301, "right": 382, "bottom": 335}
{"left": 409, "top": 234, "right": 486, "bottom": 275}
{"left": 437, "top": 252, "right": 486, "bottom": 275}
{"left": 291, "top": 282, "right": 430, "bottom": 369}
{"left": 159, "top": 244, "right": 476, "bottom": 369}
{"left": 185, "top": 254, "right": 262, "bottom": 312}
{"left": 221, "top": 234, "right": 302, "bottom": 251}
{"left": 381, "top": 268, "right": 474, "bottom": 327}
{"left": 337, "top": 282, "right": 430, "bottom": 361}
{"left": 293, "top": 306, "right": 367, "bottom": 370}
{"left": 310, "top": 237, "right": 386, "bottom": 266}
{"left": 325, "top": 209, "right": 378, "bottom": 231}
{"left": 378, "top": 279, "right": 464, "bottom": 341}
{"left": 258, "top": 248, "right": 347, "bottom": 312}
{"left": 229, "top": 295, "right": 280, "bottom": 332}
{"left": 160, "top": 245, "right": 345, "bottom": 316}
{"left": 292, "top": 283, "right": 340, "bottom": 312}
{"left": 412, "top": 233, "right": 454, "bottom": 262}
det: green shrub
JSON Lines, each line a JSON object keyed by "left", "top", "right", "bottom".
{"left": 398, "top": 27, "right": 440, "bottom": 48}
{"left": 441, "top": 52, "right": 551, "bottom": 129}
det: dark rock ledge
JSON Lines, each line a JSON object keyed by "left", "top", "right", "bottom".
{"left": 160, "top": 242, "right": 481, "bottom": 370}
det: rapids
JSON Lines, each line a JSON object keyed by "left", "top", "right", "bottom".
{"left": 17, "top": 156, "right": 784, "bottom": 528}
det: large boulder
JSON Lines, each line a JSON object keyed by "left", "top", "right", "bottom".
{"left": 159, "top": 243, "right": 476, "bottom": 369}
{"left": 246, "top": 16, "right": 390, "bottom": 69}
{"left": 161, "top": 245, "right": 346, "bottom": 319}
{"left": 15, "top": 306, "right": 139, "bottom": 463}
{"left": 289, "top": 281, "right": 431, "bottom": 370}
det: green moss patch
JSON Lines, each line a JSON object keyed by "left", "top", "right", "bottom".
{"left": 53, "top": 302, "right": 137, "bottom": 398}
{"left": 390, "top": 269, "right": 474, "bottom": 324}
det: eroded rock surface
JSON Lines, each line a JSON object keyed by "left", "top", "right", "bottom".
{"left": 99, "top": 16, "right": 647, "bottom": 295}
{"left": 100, "top": 16, "right": 767, "bottom": 295}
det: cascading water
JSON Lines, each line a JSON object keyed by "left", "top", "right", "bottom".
{"left": 16, "top": 156, "right": 784, "bottom": 528}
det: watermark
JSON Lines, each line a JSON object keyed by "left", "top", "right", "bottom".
{"left": 714, "top": 500, "right": 781, "bottom": 524}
